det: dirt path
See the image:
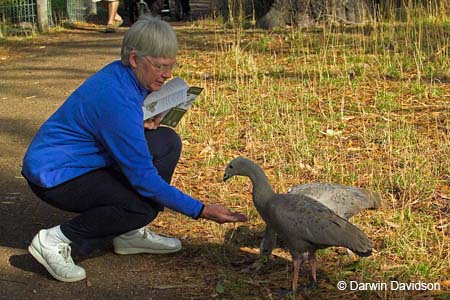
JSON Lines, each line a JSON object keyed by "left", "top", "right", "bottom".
{"left": 0, "top": 6, "right": 253, "bottom": 300}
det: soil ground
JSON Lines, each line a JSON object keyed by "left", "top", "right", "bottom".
{"left": 5, "top": 5, "right": 448, "bottom": 300}
{"left": 0, "top": 4, "right": 259, "bottom": 300}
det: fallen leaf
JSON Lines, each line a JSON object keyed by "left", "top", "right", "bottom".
{"left": 440, "top": 280, "right": 450, "bottom": 287}
{"left": 239, "top": 247, "right": 260, "bottom": 254}
{"left": 385, "top": 220, "right": 400, "bottom": 228}
{"left": 320, "top": 129, "right": 343, "bottom": 137}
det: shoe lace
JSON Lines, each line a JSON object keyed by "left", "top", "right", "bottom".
{"left": 58, "top": 244, "right": 74, "bottom": 265}
{"left": 142, "top": 227, "right": 158, "bottom": 240}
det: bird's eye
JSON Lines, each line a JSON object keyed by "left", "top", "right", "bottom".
{"left": 229, "top": 165, "right": 234, "bottom": 169}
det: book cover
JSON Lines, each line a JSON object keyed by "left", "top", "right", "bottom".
{"left": 142, "top": 77, "right": 203, "bottom": 127}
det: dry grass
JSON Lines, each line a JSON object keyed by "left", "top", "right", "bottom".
{"left": 166, "top": 11, "right": 450, "bottom": 300}
{"left": 1, "top": 8, "right": 448, "bottom": 299}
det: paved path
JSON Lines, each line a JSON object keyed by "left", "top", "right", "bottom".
{"left": 0, "top": 7, "right": 222, "bottom": 299}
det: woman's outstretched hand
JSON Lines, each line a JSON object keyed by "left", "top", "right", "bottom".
{"left": 200, "top": 204, "right": 248, "bottom": 224}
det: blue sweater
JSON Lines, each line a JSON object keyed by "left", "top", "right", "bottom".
{"left": 22, "top": 61, "right": 204, "bottom": 219}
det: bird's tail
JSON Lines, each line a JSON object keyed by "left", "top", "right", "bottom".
{"left": 353, "top": 248, "right": 372, "bottom": 257}
{"left": 341, "top": 221, "right": 373, "bottom": 258}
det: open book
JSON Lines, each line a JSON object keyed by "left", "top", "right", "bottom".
{"left": 142, "top": 77, "right": 203, "bottom": 127}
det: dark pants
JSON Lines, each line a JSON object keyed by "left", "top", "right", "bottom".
{"left": 26, "top": 127, "right": 182, "bottom": 254}
{"left": 181, "top": 0, "right": 190, "bottom": 16}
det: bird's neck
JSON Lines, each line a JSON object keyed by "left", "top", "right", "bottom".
{"left": 245, "top": 163, "right": 275, "bottom": 210}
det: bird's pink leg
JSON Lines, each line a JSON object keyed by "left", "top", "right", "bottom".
{"left": 292, "top": 258, "right": 301, "bottom": 293}
{"left": 309, "top": 251, "right": 317, "bottom": 283}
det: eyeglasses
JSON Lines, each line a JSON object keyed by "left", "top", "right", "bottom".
{"left": 143, "top": 56, "right": 178, "bottom": 73}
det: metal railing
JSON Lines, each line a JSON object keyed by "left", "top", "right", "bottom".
{"left": 0, "top": 0, "right": 96, "bottom": 35}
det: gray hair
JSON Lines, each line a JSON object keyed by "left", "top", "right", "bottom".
{"left": 121, "top": 16, "right": 178, "bottom": 65}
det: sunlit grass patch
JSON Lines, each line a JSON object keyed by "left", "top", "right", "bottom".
{"left": 166, "top": 11, "right": 450, "bottom": 298}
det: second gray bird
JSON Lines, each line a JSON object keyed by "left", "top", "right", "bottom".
{"left": 288, "top": 182, "right": 381, "bottom": 220}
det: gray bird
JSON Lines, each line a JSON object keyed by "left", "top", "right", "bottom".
{"left": 259, "top": 182, "right": 381, "bottom": 258}
{"left": 223, "top": 157, "right": 372, "bottom": 292}
{"left": 288, "top": 183, "right": 382, "bottom": 220}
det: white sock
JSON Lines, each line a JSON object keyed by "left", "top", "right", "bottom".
{"left": 44, "top": 225, "right": 71, "bottom": 246}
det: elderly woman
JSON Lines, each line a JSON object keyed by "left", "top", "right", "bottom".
{"left": 22, "top": 16, "right": 246, "bottom": 283}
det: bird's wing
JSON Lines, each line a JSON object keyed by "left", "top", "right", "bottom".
{"left": 268, "top": 194, "right": 371, "bottom": 255}
{"left": 288, "top": 183, "right": 382, "bottom": 219}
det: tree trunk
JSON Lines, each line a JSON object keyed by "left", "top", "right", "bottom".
{"left": 217, "top": 0, "right": 376, "bottom": 29}
{"left": 218, "top": 0, "right": 445, "bottom": 29}
{"left": 262, "top": 0, "right": 375, "bottom": 28}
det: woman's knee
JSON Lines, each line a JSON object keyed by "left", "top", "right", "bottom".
{"left": 121, "top": 199, "right": 160, "bottom": 226}
{"left": 145, "top": 127, "right": 182, "bottom": 158}
{"left": 161, "top": 127, "right": 182, "bottom": 154}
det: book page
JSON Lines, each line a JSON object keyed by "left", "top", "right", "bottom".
{"left": 142, "top": 77, "right": 189, "bottom": 120}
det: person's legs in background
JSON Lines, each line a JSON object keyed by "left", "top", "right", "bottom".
{"left": 180, "top": 0, "right": 190, "bottom": 19}
{"left": 99, "top": 0, "right": 122, "bottom": 32}
{"left": 106, "top": 0, "right": 122, "bottom": 25}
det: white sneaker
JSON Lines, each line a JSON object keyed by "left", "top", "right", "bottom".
{"left": 28, "top": 230, "right": 86, "bottom": 282}
{"left": 113, "top": 227, "right": 182, "bottom": 255}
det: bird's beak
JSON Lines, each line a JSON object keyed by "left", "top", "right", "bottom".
{"left": 223, "top": 172, "right": 231, "bottom": 182}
